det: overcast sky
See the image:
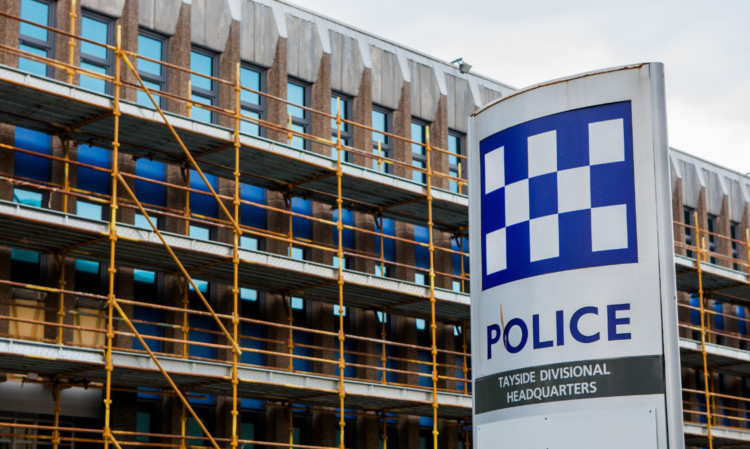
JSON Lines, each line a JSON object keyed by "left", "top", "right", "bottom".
{"left": 298, "top": 0, "right": 750, "bottom": 174}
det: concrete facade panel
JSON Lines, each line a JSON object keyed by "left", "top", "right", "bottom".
{"left": 329, "top": 31, "right": 363, "bottom": 97}
{"left": 409, "top": 60, "right": 439, "bottom": 122}
{"left": 191, "top": 0, "right": 232, "bottom": 52}
{"left": 370, "top": 46, "right": 402, "bottom": 109}
{"left": 240, "top": 1, "right": 279, "bottom": 67}
{"left": 138, "top": 0, "right": 182, "bottom": 35}
{"left": 81, "top": 0, "right": 125, "bottom": 18}
{"left": 285, "top": 14, "right": 323, "bottom": 83}
{"left": 445, "top": 74, "right": 476, "bottom": 132}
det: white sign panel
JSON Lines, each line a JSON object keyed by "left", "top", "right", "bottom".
{"left": 469, "top": 64, "right": 683, "bottom": 448}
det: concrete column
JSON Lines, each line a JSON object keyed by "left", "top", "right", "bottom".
{"left": 166, "top": 2, "right": 190, "bottom": 116}
{"left": 266, "top": 38, "right": 288, "bottom": 144}
{"left": 218, "top": 20, "right": 241, "bottom": 130}
{"left": 356, "top": 415, "right": 379, "bottom": 449}
{"left": 0, "top": 0, "right": 19, "bottom": 68}
{"left": 352, "top": 69, "right": 373, "bottom": 169}
{"left": 310, "top": 53, "right": 332, "bottom": 157}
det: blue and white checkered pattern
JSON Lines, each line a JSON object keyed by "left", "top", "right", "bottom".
{"left": 480, "top": 101, "right": 638, "bottom": 290}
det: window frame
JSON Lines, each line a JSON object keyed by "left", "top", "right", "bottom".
{"left": 372, "top": 105, "right": 392, "bottom": 174}
{"left": 190, "top": 46, "right": 219, "bottom": 124}
{"left": 18, "top": 0, "right": 56, "bottom": 77}
{"left": 137, "top": 28, "right": 168, "bottom": 108}
{"left": 80, "top": 9, "right": 115, "bottom": 95}
{"left": 331, "top": 92, "right": 352, "bottom": 162}
{"left": 240, "top": 63, "right": 266, "bottom": 137}
{"left": 287, "top": 78, "right": 310, "bottom": 150}
{"left": 448, "top": 130, "right": 466, "bottom": 193}
{"left": 410, "top": 118, "right": 428, "bottom": 184}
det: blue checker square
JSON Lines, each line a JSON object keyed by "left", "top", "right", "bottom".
{"left": 480, "top": 101, "right": 638, "bottom": 290}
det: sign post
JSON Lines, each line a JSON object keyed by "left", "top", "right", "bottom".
{"left": 469, "top": 63, "right": 683, "bottom": 448}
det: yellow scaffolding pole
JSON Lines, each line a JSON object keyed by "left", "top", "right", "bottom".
{"left": 103, "top": 24, "right": 122, "bottom": 449}
{"left": 425, "top": 127, "right": 439, "bottom": 449}
{"left": 56, "top": 251, "right": 67, "bottom": 344}
{"left": 334, "top": 97, "right": 346, "bottom": 449}
{"left": 231, "top": 62, "right": 242, "bottom": 449}
{"left": 695, "top": 211, "right": 713, "bottom": 449}
{"left": 66, "top": 0, "right": 76, "bottom": 84}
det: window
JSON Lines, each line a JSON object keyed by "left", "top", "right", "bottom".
{"left": 11, "top": 248, "right": 44, "bottom": 285}
{"left": 188, "top": 279, "right": 216, "bottom": 362}
{"left": 189, "top": 170, "right": 218, "bottom": 239}
{"left": 452, "top": 235, "right": 469, "bottom": 293}
{"left": 135, "top": 158, "right": 166, "bottom": 229}
{"left": 18, "top": 0, "right": 55, "bottom": 77}
{"left": 375, "top": 217, "right": 395, "bottom": 277}
{"left": 291, "top": 197, "right": 312, "bottom": 259}
{"left": 411, "top": 120, "right": 427, "bottom": 184}
{"left": 74, "top": 258, "right": 107, "bottom": 295}
{"left": 190, "top": 48, "right": 218, "bottom": 124}
{"left": 448, "top": 131, "right": 466, "bottom": 193}
{"left": 414, "top": 225, "right": 429, "bottom": 284}
{"left": 80, "top": 11, "right": 114, "bottom": 94}
{"left": 14, "top": 127, "right": 51, "bottom": 207}
{"left": 372, "top": 107, "right": 392, "bottom": 173}
{"left": 137, "top": 30, "right": 167, "bottom": 108}
{"left": 240, "top": 65, "right": 265, "bottom": 136}
{"left": 731, "top": 221, "right": 741, "bottom": 271}
{"left": 287, "top": 80, "right": 309, "bottom": 150}
{"left": 332, "top": 208, "right": 354, "bottom": 270}
{"left": 77, "top": 144, "right": 111, "bottom": 220}
{"left": 331, "top": 94, "right": 352, "bottom": 161}
{"left": 240, "top": 183, "right": 266, "bottom": 249}
{"left": 707, "top": 214, "right": 717, "bottom": 264}
{"left": 133, "top": 269, "right": 163, "bottom": 353}
{"left": 684, "top": 207, "right": 695, "bottom": 258}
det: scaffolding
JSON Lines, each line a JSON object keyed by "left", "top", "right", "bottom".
{"left": 0, "top": 7, "right": 471, "bottom": 449}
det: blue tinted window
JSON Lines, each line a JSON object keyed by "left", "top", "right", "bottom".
{"left": 20, "top": 0, "right": 50, "bottom": 41}
{"left": 81, "top": 16, "right": 109, "bottom": 60}
{"left": 13, "top": 188, "right": 43, "bottom": 207}
{"left": 241, "top": 67, "right": 261, "bottom": 105}
{"left": 240, "top": 66, "right": 264, "bottom": 136}
{"left": 76, "top": 200, "right": 103, "bottom": 220}
{"left": 240, "top": 183, "right": 265, "bottom": 229}
{"left": 189, "top": 170, "right": 218, "bottom": 218}
{"left": 190, "top": 51, "right": 213, "bottom": 90}
{"left": 287, "top": 81, "right": 308, "bottom": 149}
{"left": 18, "top": 44, "right": 48, "bottom": 76}
{"left": 372, "top": 108, "right": 391, "bottom": 172}
{"left": 190, "top": 49, "right": 217, "bottom": 123}
{"left": 19, "top": 0, "right": 54, "bottom": 76}
{"left": 331, "top": 95, "right": 351, "bottom": 160}
{"left": 15, "top": 127, "right": 51, "bottom": 181}
{"left": 137, "top": 32, "right": 167, "bottom": 108}
{"left": 137, "top": 34, "right": 162, "bottom": 76}
{"left": 448, "top": 133, "right": 463, "bottom": 193}
{"left": 291, "top": 197, "right": 312, "bottom": 240}
{"left": 332, "top": 208, "right": 354, "bottom": 249}
{"left": 77, "top": 144, "right": 110, "bottom": 195}
{"left": 135, "top": 159, "right": 166, "bottom": 207}
{"left": 411, "top": 122, "right": 427, "bottom": 183}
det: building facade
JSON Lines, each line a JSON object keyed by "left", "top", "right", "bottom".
{"left": 0, "top": 0, "right": 747, "bottom": 448}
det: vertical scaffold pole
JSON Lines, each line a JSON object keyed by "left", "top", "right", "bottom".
{"left": 695, "top": 211, "right": 713, "bottom": 449}
{"left": 335, "top": 97, "right": 346, "bottom": 449}
{"left": 67, "top": 0, "right": 76, "bottom": 84}
{"left": 56, "top": 252, "right": 67, "bottom": 344}
{"left": 424, "top": 127, "right": 439, "bottom": 449}
{"left": 53, "top": 381, "right": 61, "bottom": 449}
{"left": 745, "top": 228, "right": 750, "bottom": 285}
{"left": 231, "top": 62, "right": 242, "bottom": 449}
{"left": 103, "top": 24, "right": 122, "bottom": 449}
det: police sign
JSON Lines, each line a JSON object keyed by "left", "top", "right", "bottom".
{"left": 469, "top": 64, "right": 683, "bottom": 448}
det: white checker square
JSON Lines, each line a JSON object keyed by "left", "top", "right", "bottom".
{"left": 589, "top": 118, "right": 625, "bottom": 165}
{"left": 529, "top": 214, "right": 559, "bottom": 262}
{"left": 591, "top": 204, "right": 628, "bottom": 252}
{"left": 505, "top": 179, "right": 529, "bottom": 226}
{"left": 557, "top": 166, "right": 590, "bottom": 213}
{"left": 485, "top": 228, "right": 507, "bottom": 274}
{"left": 527, "top": 130, "right": 557, "bottom": 178}
{"left": 484, "top": 146, "right": 505, "bottom": 194}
